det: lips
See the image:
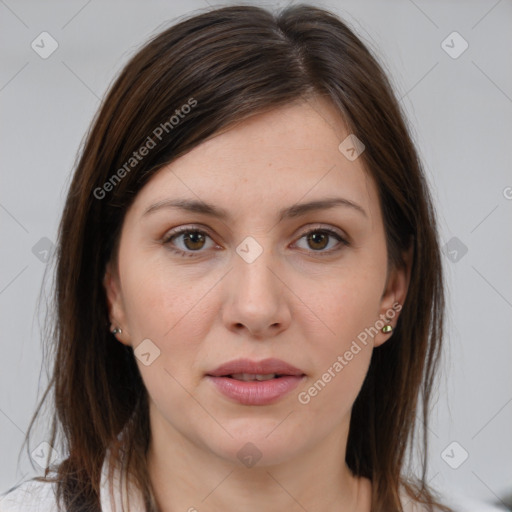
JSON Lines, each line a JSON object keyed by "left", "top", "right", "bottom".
{"left": 207, "top": 358, "right": 304, "bottom": 378}
{"left": 206, "top": 358, "right": 305, "bottom": 406}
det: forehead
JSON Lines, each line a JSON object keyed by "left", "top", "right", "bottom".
{"left": 130, "top": 97, "right": 380, "bottom": 224}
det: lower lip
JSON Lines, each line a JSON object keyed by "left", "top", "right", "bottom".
{"left": 207, "top": 375, "right": 304, "bottom": 405}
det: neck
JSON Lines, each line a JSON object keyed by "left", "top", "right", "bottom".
{"left": 146, "top": 404, "right": 369, "bottom": 512}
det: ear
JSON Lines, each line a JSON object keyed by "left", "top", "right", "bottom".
{"left": 103, "top": 260, "right": 131, "bottom": 346}
{"left": 374, "top": 244, "right": 413, "bottom": 347}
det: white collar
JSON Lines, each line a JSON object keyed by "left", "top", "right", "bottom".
{"left": 99, "top": 447, "right": 146, "bottom": 512}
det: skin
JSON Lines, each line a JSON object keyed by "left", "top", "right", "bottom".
{"left": 104, "top": 96, "right": 411, "bottom": 512}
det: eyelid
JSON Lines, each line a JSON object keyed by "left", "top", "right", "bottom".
{"left": 162, "top": 224, "right": 216, "bottom": 243}
{"left": 296, "top": 223, "right": 347, "bottom": 238}
{"left": 162, "top": 223, "right": 347, "bottom": 241}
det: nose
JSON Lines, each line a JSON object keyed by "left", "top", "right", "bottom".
{"left": 221, "top": 246, "right": 292, "bottom": 339}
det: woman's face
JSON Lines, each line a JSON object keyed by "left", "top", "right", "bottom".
{"left": 105, "top": 97, "right": 409, "bottom": 467}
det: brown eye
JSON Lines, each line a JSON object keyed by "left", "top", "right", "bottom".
{"left": 164, "top": 228, "right": 216, "bottom": 256}
{"left": 294, "top": 228, "right": 348, "bottom": 254}
{"left": 182, "top": 231, "right": 206, "bottom": 250}
{"left": 307, "top": 231, "right": 329, "bottom": 250}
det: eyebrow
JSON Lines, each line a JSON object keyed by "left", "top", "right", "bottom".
{"left": 142, "top": 196, "right": 367, "bottom": 220}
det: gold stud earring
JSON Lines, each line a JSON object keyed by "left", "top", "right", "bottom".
{"left": 381, "top": 324, "right": 393, "bottom": 334}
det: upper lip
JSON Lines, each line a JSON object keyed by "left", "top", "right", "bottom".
{"left": 207, "top": 358, "right": 305, "bottom": 377}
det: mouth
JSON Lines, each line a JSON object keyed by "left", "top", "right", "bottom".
{"left": 225, "top": 373, "right": 287, "bottom": 381}
{"left": 206, "top": 358, "right": 306, "bottom": 405}
{"left": 207, "top": 357, "right": 305, "bottom": 378}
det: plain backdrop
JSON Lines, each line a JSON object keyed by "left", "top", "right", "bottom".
{"left": 1, "top": 0, "right": 511, "bottom": 508}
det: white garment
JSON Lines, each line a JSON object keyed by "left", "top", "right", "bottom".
{"left": 0, "top": 449, "right": 144, "bottom": 512}
{"left": 0, "top": 454, "right": 506, "bottom": 512}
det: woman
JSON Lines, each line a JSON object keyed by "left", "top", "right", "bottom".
{"left": 1, "top": 4, "right": 453, "bottom": 511}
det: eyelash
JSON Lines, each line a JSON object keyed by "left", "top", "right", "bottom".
{"left": 162, "top": 225, "right": 349, "bottom": 258}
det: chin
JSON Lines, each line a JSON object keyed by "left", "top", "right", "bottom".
{"left": 198, "top": 420, "right": 310, "bottom": 468}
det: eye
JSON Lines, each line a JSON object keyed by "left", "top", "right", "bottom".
{"left": 294, "top": 227, "right": 348, "bottom": 254}
{"left": 163, "top": 227, "right": 218, "bottom": 256}
{"left": 163, "top": 225, "right": 348, "bottom": 258}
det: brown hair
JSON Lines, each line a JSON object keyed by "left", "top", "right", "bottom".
{"left": 24, "top": 4, "right": 450, "bottom": 511}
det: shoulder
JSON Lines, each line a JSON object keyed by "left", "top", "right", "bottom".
{"left": 0, "top": 479, "right": 59, "bottom": 512}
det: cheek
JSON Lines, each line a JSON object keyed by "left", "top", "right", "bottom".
{"left": 122, "top": 254, "right": 203, "bottom": 328}
{"left": 295, "top": 263, "right": 385, "bottom": 348}
{"left": 291, "top": 259, "right": 385, "bottom": 404}
{"left": 120, "top": 256, "right": 224, "bottom": 371}
{"left": 295, "top": 281, "right": 377, "bottom": 423}
{"left": 119, "top": 259, "right": 222, "bottom": 420}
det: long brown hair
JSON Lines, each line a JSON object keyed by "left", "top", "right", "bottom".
{"left": 24, "top": 4, "right": 450, "bottom": 511}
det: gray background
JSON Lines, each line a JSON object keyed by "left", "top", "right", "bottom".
{"left": 1, "top": 0, "right": 511, "bottom": 508}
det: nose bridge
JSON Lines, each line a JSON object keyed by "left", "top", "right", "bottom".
{"left": 222, "top": 235, "right": 291, "bottom": 335}
{"left": 233, "top": 235, "right": 280, "bottom": 303}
